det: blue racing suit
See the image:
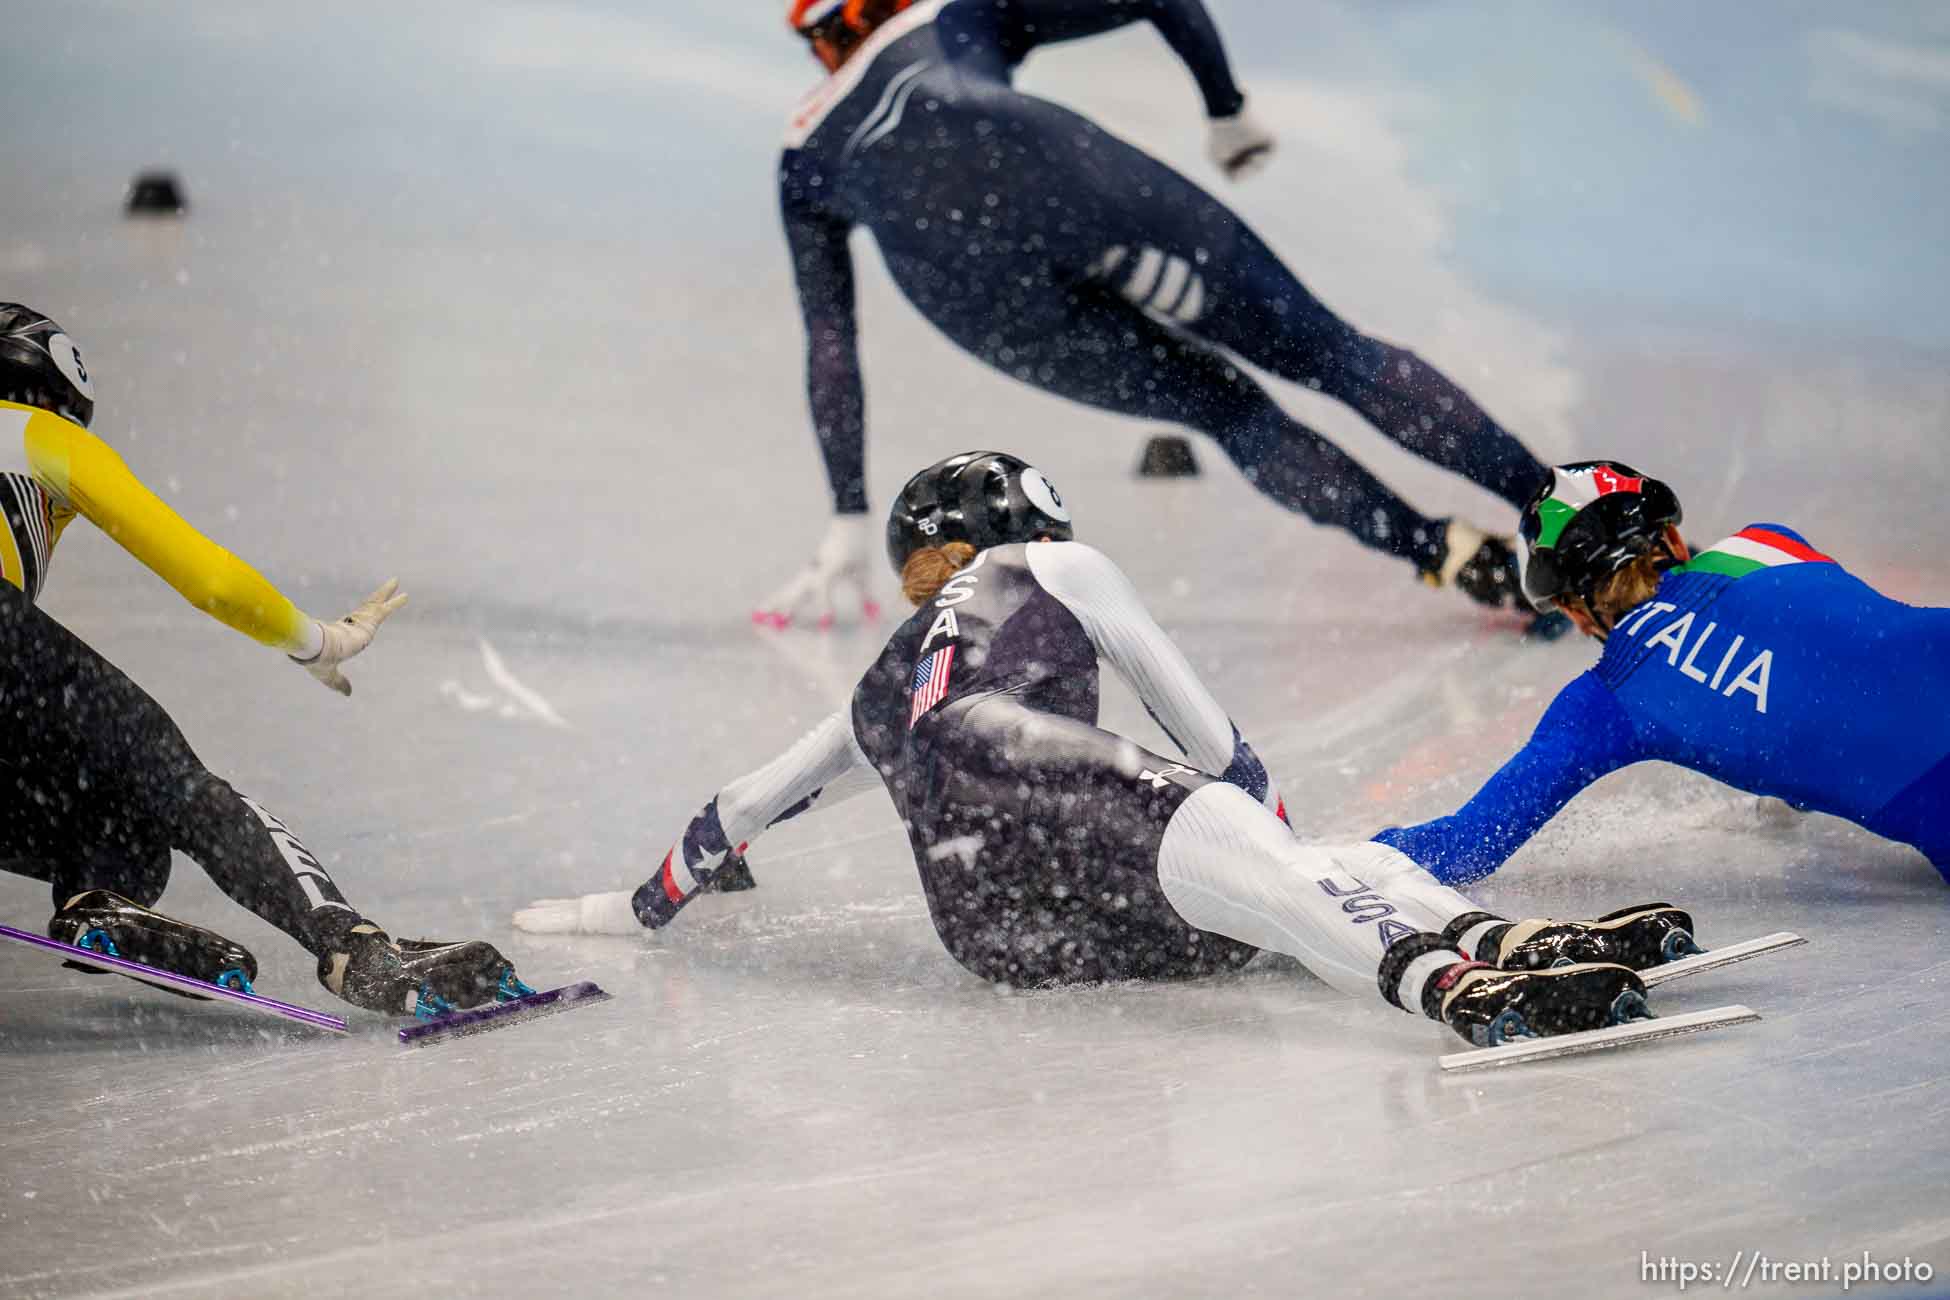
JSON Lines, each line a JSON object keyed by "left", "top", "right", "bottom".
{"left": 1376, "top": 525, "right": 1950, "bottom": 885}
{"left": 780, "top": 0, "right": 1544, "bottom": 569}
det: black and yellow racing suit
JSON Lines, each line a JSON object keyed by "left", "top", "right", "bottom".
{"left": 0, "top": 398, "right": 364, "bottom": 956}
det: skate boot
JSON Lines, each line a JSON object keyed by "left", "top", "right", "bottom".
{"left": 1420, "top": 519, "right": 1522, "bottom": 610}
{"left": 321, "top": 923, "right": 534, "bottom": 1018}
{"left": 48, "top": 890, "right": 260, "bottom": 996}
{"left": 1434, "top": 960, "right": 1651, "bottom": 1047}
{"left": 1419, "top": 520, "right": 1572, "bottom": 638}
{"left": 1446, "top": 905, "right": 1700, "bottom": 972}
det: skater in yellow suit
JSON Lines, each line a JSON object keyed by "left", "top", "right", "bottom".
{"left": 0, "top": 302, "right": 526, "bottom": 1017}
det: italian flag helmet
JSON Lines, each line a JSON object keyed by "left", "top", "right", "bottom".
{"left": 1518, "top": 461, "right": 1683, "bottom": 612}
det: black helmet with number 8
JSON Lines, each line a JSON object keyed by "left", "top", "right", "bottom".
{"left": 885, "top": 451, "right": 1074, "bottom": 576}
{"left": 0, "top": 304, "right": 95, "bottom": 429}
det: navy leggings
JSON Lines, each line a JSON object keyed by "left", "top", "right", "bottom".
{"left": 892, "top": 191, "right": 1545, "bottom": 567}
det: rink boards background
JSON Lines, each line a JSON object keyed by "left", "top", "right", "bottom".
{"left": 1, "top": 2, "right": 1947, "bottom": 1296}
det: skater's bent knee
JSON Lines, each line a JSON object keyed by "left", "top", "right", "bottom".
{"left": 1156, "top": 783, "right": 1298, "bottom": 883}
{"left": 176, "top": 769, "right": 237, "bottom": 816}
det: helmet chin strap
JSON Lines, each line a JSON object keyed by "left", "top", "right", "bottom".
{"left": 1568, "top": 590, "right": 1615, "bottom": 643}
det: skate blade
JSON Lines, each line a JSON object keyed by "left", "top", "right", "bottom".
{"left": 1438, "top": 1004, "right": 1759, "bottom": 1073}
{"left": 63, "top": 958, "right": 214, "bottom": 1001}
{"left": 397, "top": 980, "right": 610, "bottom": 1047}
{"left": 1641, "top": 932, "right": 1806, "bottom": 989}
{"left": 3, "top": 923, "right": 346, "bottom": 1032}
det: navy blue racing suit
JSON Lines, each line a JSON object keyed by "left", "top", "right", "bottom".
{"left": 781, "top": 0, "right": 1546, "bottom": 569}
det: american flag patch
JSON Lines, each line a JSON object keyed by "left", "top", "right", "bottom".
{"left": 909, "top": 645, "right": 956, "bottom": 727}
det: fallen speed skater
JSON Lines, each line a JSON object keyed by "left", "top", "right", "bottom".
{"left": 1375, "top": 460, "right": 1950, "bottom": 888}
{"left": 522, "top": 450, "right": 1747, "bottom": 1055}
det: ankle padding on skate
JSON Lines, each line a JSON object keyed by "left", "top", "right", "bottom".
{"left": 1377, "top": 931, "right": 1468, "bottom": 1012}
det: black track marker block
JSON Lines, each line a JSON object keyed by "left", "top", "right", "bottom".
{"left": 126, "top": 172, "right": 188, "bottom": 217}
{"left": 1137, "top": 434, "right": 1199, "bottom": 478}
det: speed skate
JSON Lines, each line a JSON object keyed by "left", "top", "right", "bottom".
{"left": 1439, "top": 1004, "right": 1762, "bottom": 1073}
{"left": 399, "top": 979, "right": 613, "bottom": 1047}
{"left": 3, "top": 922, "right": 609, "bottom": 1044}
{"left": 1438, "top": 932, "right": 1804, "bottom": 1071}
{"left": 1640, "top": 931, "right": 1807, "bottom": 987}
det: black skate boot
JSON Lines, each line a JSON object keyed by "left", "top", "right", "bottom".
{"left": 1420, "top": 520, "right": 1570, "bottom": 638}
{"left": 48, "top": 890, "right": 260, "bottom": 997}
{"left": 321, "top": 924, "right": 534, "bottom": 1018}
{"left": 1446, "top": 904, "right": 1701, "bottom": 972}
{"left": 1420, "top": 520, "right": 1521, "bottom": 610}
{"left": 397, "top": 938, "right": 536, "bottom": 1015}
{"left": 1434, "top": 961, "right": 1651, "bottom": 1047}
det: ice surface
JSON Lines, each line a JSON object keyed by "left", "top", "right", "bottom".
{"left": 2, "top": 2, "right": 1947, "bottom": 1297}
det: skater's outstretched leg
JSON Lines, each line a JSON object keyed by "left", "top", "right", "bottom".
{"left": 168, "top": 778, "right": 532, "bottom": 1015}
{"left": 1072, "top": 209, "right": 1547, "bottom": 608}
{"left": 1152, "top": 787, "right": 1484, "bottom": 997}
{"left": 1140, "top": 219, "right": 1548, "bottom": 513}
{"left": 939, "top": 287, "right": 1453, "bottom": 570}
{"left": 0, "top": 595, "right": 524, "bottom": 1014}
{"left": 1149, "top": 783, "right": 1648, "bottom": 1043}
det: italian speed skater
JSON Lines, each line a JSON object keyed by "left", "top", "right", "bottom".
{"left": 1376, "top": 460, "right": 1950, "bottom": 887}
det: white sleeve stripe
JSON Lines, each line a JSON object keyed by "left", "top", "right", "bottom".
{"left": 715, "top": 711, "right": 864, "bottom": 844}
{"left": 1025, "top": 543, "right": 1235, "bottom": 774}
{"left": 667, "top": 845, "right": 698, "bottom": 896}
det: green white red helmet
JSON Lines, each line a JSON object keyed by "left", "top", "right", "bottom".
{"left": 1517, "top": 461, "right": 1683, "bottom": 611}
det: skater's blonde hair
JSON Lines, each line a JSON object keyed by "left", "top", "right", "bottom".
{"left": 1560, "top": 528, "right": 1687, "bottom": 634}
{"left": 902, "top": 542, "right": 977, "bottom": 607}
{"left": 1584, "top": 551, "right": 1670, "bottom": 622}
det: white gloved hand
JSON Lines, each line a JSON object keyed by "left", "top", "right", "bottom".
{"left": 1206, "top": 106, "right": 1276, "bottom": 181}
{"left": 290, "top": 578, "right": 408, "bottom": 697}
{"left": 752, "top": 514, "right": 881, "bottom": 630}
{"left": 513, "top": 891, "right": 642, "bottom": 936}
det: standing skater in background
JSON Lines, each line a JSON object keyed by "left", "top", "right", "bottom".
{"left": 526, "top": 451, "right": 1697, "bottom": 1047}
{"left": 1375, "top": 460, "right": 1950, "bottom": 889}
{"left": 756, "top": 0, "right": 1550, "bottom": 629}
{"left": 0, "top": 305, "right": 532, "bottom": 1017}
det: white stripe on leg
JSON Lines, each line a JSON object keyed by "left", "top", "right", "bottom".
{"left": 1121, "top": 248, "right": 1166, "bottom": 304}
{"left": 1155, "top": 784, "right": 1478, "bottom": 1006}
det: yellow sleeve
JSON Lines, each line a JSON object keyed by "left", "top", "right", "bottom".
{"left": 24, "top": 410, "right": 320, "bottom": 655}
